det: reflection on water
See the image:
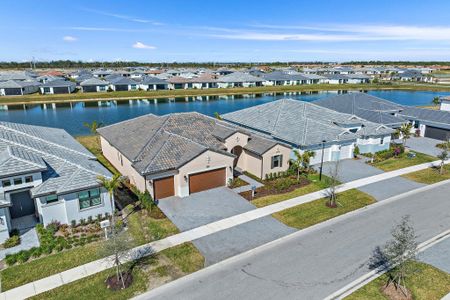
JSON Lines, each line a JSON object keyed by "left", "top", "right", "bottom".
{"left": 0, "top": 89, "right": 449, "bottom": 135}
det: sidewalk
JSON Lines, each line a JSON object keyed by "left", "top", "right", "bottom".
{"left": 1, "top": 159, "right": 447, "bottom": 300}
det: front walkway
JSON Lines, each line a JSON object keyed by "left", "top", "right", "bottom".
{"left": 1, "top": 159, "right": 447, "bottom": 300}
{"left": 318, "top": 159, "right": 425, "bottom": 201}
{"left": 0, "top": 215, "right": 39, "bottom": 260}
{"left": 232, "top": 173, "right": 264, "bottom": 193}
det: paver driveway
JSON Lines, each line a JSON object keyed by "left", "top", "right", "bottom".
{"left": 158, "top": 187, "right": 295, "bottom": 265}
{"left": 403, "top": 136, "right": 442, "bottom": 157}
{"left": 317, "top": 159, "right": 425, "bottom": 201}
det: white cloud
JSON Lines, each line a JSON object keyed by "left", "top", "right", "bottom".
{"left": 63, "top": 35, "right": 78, "bottom": 42}
{"left": 132, "top": 42, "right": 156, "bottom": 49}
{"left": 81, "top": 8, "right": 163, "bottom": 25}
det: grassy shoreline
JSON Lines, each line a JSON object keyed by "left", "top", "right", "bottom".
{"left": 2, "top": 82, "right": 450, "bottom": 105}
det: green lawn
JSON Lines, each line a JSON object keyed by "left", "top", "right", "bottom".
{"left": 251, "top": 173, "right": 330, "bottom": 208}
{"left": 402, "top": 164, "right": 450, "bottom": 184}
{"left": 345, "top": 261, "right": 450, "bottom": 300}
{"left": 1, "top": 242, "right": 103, "bottom": 291}
{"left": 273, "top": 189, "right": 376, "bottom": 229}
{"left": 75, "top": 135, "right": 119, "bottom": 175}
{"left": 30, "top": 243, "right": 204, "bottom": 300}
{"left": 371, "top": 152, "right": 436, "bottom": 172}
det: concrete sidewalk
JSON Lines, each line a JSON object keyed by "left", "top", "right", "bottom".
{"left": 1, "top": 159, "right": 447, "bottom": 300}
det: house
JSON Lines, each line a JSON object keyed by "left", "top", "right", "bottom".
{"left": 393, "top": 70, "right": 427, "bottom": 82}
{"left": 0, "top": 122, "right": 112, "bottom": 243}
{"left": 97, "top": 112, "right": 291, "bottom": 199}
{"left": 396, "top": 106, "right": 450, "bottom": 140}
{"left": 313, "top": 93, "right": 405, "bottom": 128}
{"left": 262, "top": 71, "right": 293, "bottom": 86}
{"left": 346, "top": 74, "right": 371, "bottom": 84}
{"left": 217, "top": 72, "right": 264, "bottom": 88}
{"left": 0, "top": 80, "right": 40, "bottom": 96}
{"left": 109, "top": 77, "right": 139, "bottom": 91}
{"left": 325, "top": 74, "right": 349, "bottom": 84}
{"left": 80, "top": 78, "right": 110, "bottom": 93}
{"left": 222, "top": 99, "right": 394, "bottom": 164}
{"left": 140, "top": 77, "right": 168, "bottom": 91}
{"left": 191, "top": 74, "right": 218, "bottom": 89}
{"left": 440, "top": 97, "right": 450, "bottom": 112}
{"left": 167, "top": 77, "right": 192, "bottom": 90}
{"left": 39, "top": 80, "right": 76, "bottom": 94}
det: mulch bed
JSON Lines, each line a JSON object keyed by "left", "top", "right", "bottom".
{"left": 381, "top": 283, "right": 412, "bottom": 300}
{"left": 239, "top": 177, "right": 310, "bottom": 201}
{"left": 105, "top": 271, "right": 133, "bottom": 291}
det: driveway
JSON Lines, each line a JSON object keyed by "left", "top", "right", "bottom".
{"left": 158, "top": 187, "right": 295, "bottom": 265}
{"left": 316, "top": 159, "right": 425, "bottom": 201}
{"left": 419, "top": 236, "right": 450, "bottom": 274}
{"left": 403, "top": 136, "right": 442, "bottom": 157}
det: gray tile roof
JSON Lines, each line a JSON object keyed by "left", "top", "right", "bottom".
{"left": 40, "top": 80, "right": 76, "bottom": 88}
{"left": 0, "top": 146, "right": 47, "bottom": 177}
{"left": 0, "top": 122, "right": 110, "bottom": 197}
{"left": 244, "top": 135, "right": 278, "bottom": 155}
{"left": 109, "top": 77, "right": 138, "bottom": 85}
{"left": 98, "top": 113, "right": 238, "bottom": 175}
{"left": 313, "top": 93, "right": 405, "bottom": 127}
{"left": 80, "top": 77, "right": 109, "bottom": 86}
{"left": 222, "top": 99, "right": 393, "bottom": 147}
{"left": 397, "top": 107, "right": 450, "bottom": 130}
{"left": 218, "top": 72, "right": 263, "bottom": 83}
{"left": 141, "top": 76, "right": 168, "bottom": 85}
{"left": 0, "top": 80, "right": 40, "bottom": 89}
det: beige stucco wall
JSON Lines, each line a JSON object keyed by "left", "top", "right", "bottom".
{"left": 100, "top": 136, "right": 147, "bottom": 192}
{"left": 224, "top": 132, "right": 250, "bottom": 169}
{"left": 242, "top": 150, "right": 263, "bottom": 178}
{"left": 174, "top": 150, "right": 234, "bottom": 197}
{"left": 261, "top": 144, "right": 291, "bottom": 178}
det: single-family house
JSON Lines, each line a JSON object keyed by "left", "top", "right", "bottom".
{"left": 191, "top": 74, "right": 218, "bottom": 89}
{"left": 222, "top": 99, "right": 394, "bottom": 163}
{"left": 167, "top": 77, "right": 192, "bottom": 90}
{"left": 217, "top": 72, "right": 264, "bottom": 88}
{"left": 0, "top": 122, "right": 112, "bottom": 243}
{"left": 325, "top": 74, "right": 349, "bottom": 84}
{"left": 396, "top": 107, "right": 450, "bottom": 140}
{"left": 39, "top": 80, "right": 76, "bottom": 94}
{"left": 346, "top": 74, "right": 371, "bottom": 84}
{"left": 140, "top": 77, "right": 168, "bottom": 91}
{"left": 0, "top": 80, "right": 40, "bottom": 96}
{"left": 109, "top": 77, "right": 139, "bottom": 91}
{"left": 80, "top": 78, "right": 110, "bottom": 93}
{"left": 97, "top": 112, "right": 291, "bottom": 199}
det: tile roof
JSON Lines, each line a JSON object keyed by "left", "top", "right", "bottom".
{"left": 218, "top": 72, "right": 263, "bottom": 83}
{"left": 0, "top": 122, "right": 110, "bottom": 197}
{"left": 397, "top": 107, "right": 450, "bottom": 130}
{"left": 80, "top": 77, "right": 109, "bottom": 86}
{"left": 40, "top": 80, "right": 76, "bottom": 88}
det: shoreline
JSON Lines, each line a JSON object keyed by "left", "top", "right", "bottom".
{"left": 2, "top": 83, "right": 450, "bottom": 105}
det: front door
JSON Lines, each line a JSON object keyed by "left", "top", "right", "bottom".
{"left": 10, "top": 191, "right": 35, "bottom": 218}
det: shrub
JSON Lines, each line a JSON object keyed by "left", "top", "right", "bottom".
{"left": 4, "top": 235, "right": 20, "bottom": 248}
{"left": 71, "top": 220, "right": 77, "bottom": 228}
{"left": 55, "top": 244, "right": 64, "bottom": 252}
{"left": 9, "top": 228, "right": 19, "bottom": 236}
{"left": 353, "top": 145, "right": 360, "bottom": 157}
{"left": 80, "top": 218, "right": 86, "bottom": 226}
{"left": 97, "top": 214, "right": 103, "bottom": 222}
{"left": 274, "top": 177, "right": 295, "bottom": 192}
{"left": 31, "top": 247, "right": 43, "bottom": 258}
{"left": 87, "top": 216, "right": 93, "bottom": 224}
{"left": 17, "top": 250, "right": 31, "bottom": 263}
{"left": 5, "top": 254, "right": 17, "bottom": 266}
{"left": 46, "top": 220, "right": 61, "bottom": 234}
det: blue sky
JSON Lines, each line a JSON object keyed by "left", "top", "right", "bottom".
{"left": 2, "top": 0, "right": 450, "bottom": 62}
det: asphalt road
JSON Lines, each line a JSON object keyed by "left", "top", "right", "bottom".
{"left": 137, "top": 181, "right": 450, "bottom": 300}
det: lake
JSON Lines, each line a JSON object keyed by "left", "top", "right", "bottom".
{"left": 0, "top": 89, "right": 449, "bottom": 136}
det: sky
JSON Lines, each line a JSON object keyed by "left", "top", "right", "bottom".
{"left": 2, "top": 0, "right": 450, "bottom": 62}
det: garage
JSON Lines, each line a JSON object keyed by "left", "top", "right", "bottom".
{"left": 189, "top": 167, "right": 226, "bottom": 194}
{"left": 4, "top": 88, "right": 22, "bottom": 96}
{"left": 9, "top": 190, "right": 35, "bottom": 218}
{"left": 82, "top": 85, "right": 97, "bottom": 92}
{"left": 114, "top": 85, "right": 129, "bottom": 91}
{"left": 425, "top": 126, "right": 450, "bottom": 141}
{"left": 53, "top": 86, "right": 70, "bottom": 94}
{"left": 153, "top": 176, "right": 175, "bottom": 200}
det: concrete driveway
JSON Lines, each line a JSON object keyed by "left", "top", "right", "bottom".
{"left": 158, "top": 187, "right": 295, "bottom": 265}
{"left": 317, "top": 159, "right": 425, "bottom": 201}
{"left": 419, "top": 236, "right": 450, "bottom": 274}
{"left": 404, "top": 136, "right": 442, "bottom": 157}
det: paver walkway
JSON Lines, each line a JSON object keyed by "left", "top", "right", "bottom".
{"left": 1, "top": 159, "right": 447, "bottom": 300}
{"left": 232, "top": 174, "right": 264, "bottom": 193}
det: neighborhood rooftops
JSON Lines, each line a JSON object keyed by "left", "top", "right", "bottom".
{"left": 222, "top": 99, "right": 393, "bottom": 147}
{"left": 0, "top": 122, "right": 111, "bottom": 197}
{"left": 397, "top": 106, "right": 450, "bottom": 130}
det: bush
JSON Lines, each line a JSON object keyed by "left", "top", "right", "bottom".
{"left": 17, "top": 250, "right": 31, "bottom": 263}
{"left": 87, "top": 216, "right": 93, "bottom": 224}
{"left": 273, "top": 177, "right": 295, "bottom": 192}
{"left": 5, "top": 254, "right": 17, "bottom": 266}
{"left": 71, "top": 220, "right": 77, "bottom": 228}
{"left": 97, "top": 214, "right": 103, "bottom": 222}
{"left": 4, "top": 235, "right": 20, "bottom": 248}
{"left": 353, "top": 145, "right": 360, "bottom": 157}
{"left": 80, "top": 218, "right": 86, "bottom": 226}
{"left": 31, "top": 247, "right": 43, "bottom": 258}
{"left": 9, "top": 228, "right": 19, "bottom": 236}
{"left": 46, "top": 220, "right": 61, "bottom": 234}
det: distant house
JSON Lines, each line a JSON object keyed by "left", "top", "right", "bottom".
{"left": 325, "top": 74, "right": 349, "bottom": 84}
{"left": 109, "top": 77, "right": 139, "bottom": 91}
{"left": 0, "top": 80, "right": 40, "bottom": 96}
{"left": 0, "top": 122, "right": 112, "bottom": 243}
{"left": 191, "top": 74, "right": 218, "bottom": 89}
{"left": 39, "top": 80, "right": 76, "bottom": 94}
{"left": 393, "top": 70, "right": 427, "bottom": 82}
{"left": 98, "top": 112, "right": 290, "bottom": 199}
{"left": 346, "top": 74, "right": 371, "bottom": 84}
{"left": 217, "top": 72, "right": 264, "bottom": 88}
{"left": 167, "top": 76, "right": 192, "bottom": 90}
{"left": 140, "top": 77, "right": 168, "bottom": 91}
{"left": 80, "top": 78, "right": 110, "bottom": 93}
{"left": 222, "top": 99, "right": 394, "bottom": 162}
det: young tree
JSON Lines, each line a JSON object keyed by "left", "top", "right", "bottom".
{"left": 83, "top": 120, "right": 104, "bottom": 135}
{"left": 325, "top": 161, "right": 340, "bottom": 208}
{"left": 290, "top": 150, "right": 315, "bottom": 181}
{"left": 396, "top": 123, "right": 413, "bottom": 147}
{"left": 437, "top": 148, "right": 449, "bottom": 175}
{"left": 213, "top": 112, "right": 223, "bottom": 120}
{"left": 432, "top": 96, "right": 440, "bottom": 107}
{"left": 377, "top": 215, "right": 418, "bottom": 297}
{"left": 98, "top": 175, "right": 128, "bottom": 289}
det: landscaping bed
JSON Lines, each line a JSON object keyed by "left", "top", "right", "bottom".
{"left": 228, "top": 177, "right": 248, "bottom": 188}
{"left": 239, "top": 176, "right": 310, "bottom": 201}
{"left": 345, "top": 261, "right": 450, "bottom": 300}
{"left": 366, "top": 147, "right": 436, "bottom": 172}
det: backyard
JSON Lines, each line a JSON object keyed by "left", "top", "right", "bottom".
{"left": 75, "top": 135, "right": 119, "bottom": 175}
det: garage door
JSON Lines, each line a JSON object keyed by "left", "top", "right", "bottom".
{"left": 115, "top": 85, "right": 128, "bottom": 91}
{"left": 53, "top": 87, "right": 69, "bottom": 94}
{"left": 10, "top": 191, "right": 35, "bottom": 218}
{"left": 153, "top": 176, "right": 175, "bottom": 200}
{"left": 189, "top": 168, "right": 226, "bottom": 194}
{"left": 425, "top": 126, "right": 450, "bottom": 141}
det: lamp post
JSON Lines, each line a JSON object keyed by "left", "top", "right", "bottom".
{"left": 319, "top": 140, "right": 326, "bottom": 181}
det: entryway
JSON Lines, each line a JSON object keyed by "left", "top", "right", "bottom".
{"left": 9, "top": 190, "right": 35, "bottom": 219}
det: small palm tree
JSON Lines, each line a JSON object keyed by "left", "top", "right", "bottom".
{"left": 83, "top": 120, "right": 104, "bottom": 135}
{"left": 213, "top": 112, "right": 222, "bottom": 120}
{"left": 432, "top": 96, "right": 440, "bottom": 107}
{"left": 396, "top": 123, "right": 413, "bottom": 147}
{"left": 437, "top": 149, "right": 449, "bottom": 175}
{"left": 290, "top": 150, "right": 316, "bottom": 181}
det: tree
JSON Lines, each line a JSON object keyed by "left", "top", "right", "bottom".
{"left": 437, "top": 148, "right": 449, "bottom": 175}
{"left": 325, "top": 161, "right": 340, "bottom": 208}
{"left": 213, "top": 112, "right": 222, "bottom": 120}
{"left": 372, "top": 215, "right": 417, "bottom": 297}
{"left": 83, "top": 120, "right": 103, "bottom": 135}
{"left": 290, "top": 150, "right": 315, "bottom": 181}
{"left": 396, "top": 123, "right": 413, "bottom": 147}
{"left": 97, "top": 175, "right": 127, "bottom": 289}
{"left": 432, "top": 96, "right": 440, "bottom": 106}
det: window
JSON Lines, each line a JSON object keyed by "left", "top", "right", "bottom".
{"left": 271, "top": 155, "right": 283, "bottom": 169}
{"left": 380, "top": 137, "right": 384, "bottom": 145}
{"left": 78, "top": 188, "right": 102, "bottom": 210}
{"left": 99, "top": 85, "right": 106, "bottom": 91}
{"left": 13, "top": 178, "right": 23, "bottom": 185}
{"left": 2, "top": 180, "right": 11, "bottom": 187}
{"left": 25, "top": 176, "right": 33, "bottom": 183}
{"left": 45, "top": 194, "right": 58, "bottom": 204}
{"left": 43, "top": 87, "right": 51, "bottom": 93}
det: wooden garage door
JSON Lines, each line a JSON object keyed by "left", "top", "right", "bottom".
{"left": 153, "top": 176, "right": 175, "bottom": 200}
{"left": 189, "top": 168, "right": 226, "bottom": 194}
{"left": 425, "top": 126, "right": 450, "bottom": 141}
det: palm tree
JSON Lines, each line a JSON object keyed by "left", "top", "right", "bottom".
{"left": 396, "top": 123, "right": 413, "bottom": 147}
{"left": 290, "top": 150, "right": 316, "bottom": 181}
{"left": 432, "top": 96, "right": 440, "bottom": 107}
{"left": 83, "top": 120, "right": 103, "bottom": 135}
{"left": 97, "top": 174, "right": 126, "bottom": 288}
{"left": 437, "top": 149, "right": 449, "bottom": 175}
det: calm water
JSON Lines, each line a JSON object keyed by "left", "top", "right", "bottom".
{"left": 0, "top": 90, "right": 449, "bottom": 136}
